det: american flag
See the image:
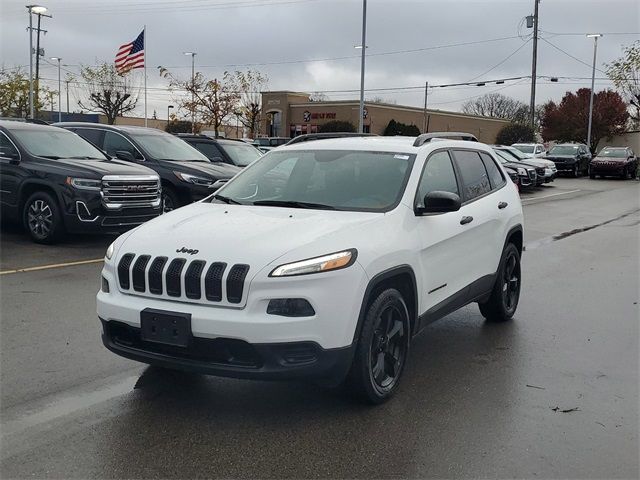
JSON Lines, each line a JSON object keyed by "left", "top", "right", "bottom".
{"left": 115, "top": 30, "right": 145, "bottom": 74}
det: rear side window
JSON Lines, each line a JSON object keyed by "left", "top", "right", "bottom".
{"left": 452, "top": 150, "right": 491, "bottom": 201}
{"left": 416, "top": 150, "right": 459, "bottom": 207}
{"left": 479, "top": 152, "right": 506, "bottom": 189}
{"left": 74, "top": 128, "right": 104, "bottom": 148}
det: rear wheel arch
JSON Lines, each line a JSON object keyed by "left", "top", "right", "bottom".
{"left": 354, "top": 265, "right": 418, "bottom": 344}
{"left": 505, "top": 225, "right": 523, "bottom": 256}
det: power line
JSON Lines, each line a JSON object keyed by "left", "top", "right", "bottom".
{"left": 540, "top": 38, "right": 607, "bottom": 74}
{"left": 466, "top": 38, "right": 532, "bottom": 82}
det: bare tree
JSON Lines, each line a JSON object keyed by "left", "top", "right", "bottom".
{"left": 77, "top": 62, "right": 139, "bottom": 124}
{"left": 309, "top": 91, "right": 329, "bottom": 102}
{"left": 606, "top": 41, "right": 640, "bottom": 126}
{"left": 367, "top": 96, "right": 396, "bottom": 104}
{"left": 462, "top": 93, "right": 528, "bottom": 122}
{"left": 160, "top": 67, "right": 240, "bottom": 138}
{"left": 234, "top": 70, "right": 268, "bottom": 138}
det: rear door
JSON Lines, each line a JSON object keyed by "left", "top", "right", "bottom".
{"left": 450, "top": 149, "right": 504, "bottom": 292}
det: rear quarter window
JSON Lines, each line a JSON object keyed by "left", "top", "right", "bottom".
{"left": 452, "top": 150, "right": 491, "bottom": 201}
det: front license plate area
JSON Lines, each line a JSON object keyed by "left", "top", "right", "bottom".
{"left": 140, "top": 308, "right": 192, "bottom": 347}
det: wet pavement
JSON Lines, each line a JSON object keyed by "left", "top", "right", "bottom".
{"left": 1, "top": 177, "right": 638, "bottom": 478}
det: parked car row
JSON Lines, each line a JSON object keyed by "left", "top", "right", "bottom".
{"left": 511, "top": 142, "right": 638, "bottom": 180}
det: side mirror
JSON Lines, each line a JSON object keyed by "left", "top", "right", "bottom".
{"left": 417, "top": 191, "right": 462, "bottom": 215}
{"left": 115, "top": 150, "right": 135, "bottom": 162}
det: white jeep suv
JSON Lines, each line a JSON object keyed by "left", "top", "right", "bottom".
{"left": 97, "top": 134, "right": 524, "bottom": 403}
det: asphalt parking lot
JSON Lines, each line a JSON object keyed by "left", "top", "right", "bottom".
{"left": 1, "top": 177, "right": 638, "bottom": 478}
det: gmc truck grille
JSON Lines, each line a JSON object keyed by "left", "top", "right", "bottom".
{"left": 535, "top": 167, "right": 545, "bottom": 176}
{"left": 102, "top": 175, "right": 161, "bottom": 210}
{"left": 117, "top": 254, "right": 250, "bottom": 305}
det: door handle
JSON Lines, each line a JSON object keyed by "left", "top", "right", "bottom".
{"left": 498, "top": 202, "right": 508, "bottom": 209}
{"left": 460, "top": 216, "right": 473, "bottom": 225}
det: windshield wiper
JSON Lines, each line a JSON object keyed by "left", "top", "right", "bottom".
{"left": 69, "top": 156, "right": 104, "bottom": 160}
{"left": 253, "top": 200, "right": 338, "bottom": 210}
{"left": 39, "top": 155, "right": 62, "bottom": 159}
{"left": 211, "top": 194, "right": 241, "bottom": 205}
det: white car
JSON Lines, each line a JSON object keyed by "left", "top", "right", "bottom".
{"left": 97, "top": 133, "right": 524, "bottom": 403}
{"left": 512, "top": 143, "right": 546, "bottom": 158}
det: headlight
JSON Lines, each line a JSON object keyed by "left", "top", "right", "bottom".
{"left": 173, "top": 171, "right": 214, "bottom": 186}
{"left": 517, "top": 167, "right": 526, "bottom": 175}
{"left": 270, "top": 249, "right": 357, "bottom": 277}
{"left": 105, "top": 242, "right": 115, "bottom": 260}
{"left": 66, "top": 177, "right": 101, "bottom": 190}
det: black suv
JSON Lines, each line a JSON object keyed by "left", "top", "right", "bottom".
{"left": 545, "top": 143, "right": 591, "bottom": 177}
{"left": 55, "top": 123, "right": 241, "bottom": 211}
{"left": 176, "top": 134, "right": 262, "bottom": 168}
{"left": 0, "top": 121, "right": 161, "bottom": 244}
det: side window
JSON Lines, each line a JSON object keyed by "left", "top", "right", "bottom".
{"left": 193, "top": 142, "right": 223, "bottom": 160}
{"left": 479, "top": 152, "right": 506, "bottom": 189}
{"left": 74, "top": 128, "right": 104, "bottom": 148}
{"left": 535, "top": 146, "right": 543, "bottom": 154}
{"left": 0, "top": 132, "right": 19, "bottom": 159}
{"left": 415, "top": 150, "right": 459, "bottom": 207}
{"left": 452, "top": 150, "right": 491, "bottom": 201}
{"left": 103, "top": 132, "right": 141, "bottom": 159}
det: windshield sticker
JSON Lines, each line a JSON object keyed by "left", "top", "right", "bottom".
{"left": 394, "top": 154, "right": 410, "bottom": 160}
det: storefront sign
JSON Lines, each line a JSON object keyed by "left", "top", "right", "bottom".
{"left": 303, "top": 110, "right": 336, "bottom": 121}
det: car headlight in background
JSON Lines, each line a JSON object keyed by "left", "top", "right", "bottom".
{"left": 66, "top": 177, "right": 101, "bottom": 190}
{"left": 517, "top": 167, "right": 527, "bottom": 175}
{"left": 173, "top": 171, "right": 214, "bottom": 186}
{"left": 105, "top": 242, "right": 115, "bottom": 260}
{"left": 270, "top": 249, "right": 357, "bottom": 277}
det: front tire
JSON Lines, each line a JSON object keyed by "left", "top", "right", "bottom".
{"left": 347, "top": 288, "right": 410, "bottom": 404}
{"left": 23, "top": 191, "right": 64, "bottom": 244}
{"left": 161, "top": 186, "right": 180, "bottom": 213}
{"left": 572, "top": 165, "right": 580, "bottom": 177}
{"left": 479, "top": 243, "right": 521, "bottom": 322}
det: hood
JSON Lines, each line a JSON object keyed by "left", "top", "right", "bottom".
{"left": 117, "top": 202, "right": 382, "bottom": 270}
{"left": 38, "top": 157, "right": 157, "bottom": 178}
{"left": 159, "top": 160, "right": 241, "bottom": 179}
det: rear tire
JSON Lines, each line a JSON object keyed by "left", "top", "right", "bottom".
{"left": 346, "top": 288, "right": 410, "bottom": 404}
{"left": 479, "top": 243, "right": 521, "bottom": 322}
{"left": 23, "top": 191, "right": 64, "bottom": 244}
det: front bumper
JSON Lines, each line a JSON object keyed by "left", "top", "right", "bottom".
{"left": 63, "top": 205, "right": 162, "bottom": 234}
{"left": 100, "top": 318, "right": 353, "bottom": 382}
{"left": 552, "top": 160, "right": 578, "bottom": 172}
{"left": 590, "top": 163, "right": 626, "bottom": 175}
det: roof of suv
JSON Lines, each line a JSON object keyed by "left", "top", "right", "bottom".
{"left": 282, "top": 135, "right": 488, "bottom": 154}
{"left": 0, "top": 120, "right": 62, "bottom": 131}
{"left": 53, "top": 122, "right": 165, "bottom": 135}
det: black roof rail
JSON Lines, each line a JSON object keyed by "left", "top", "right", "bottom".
{"left": 413, "top": 132, "right": 479, "bottom": 147}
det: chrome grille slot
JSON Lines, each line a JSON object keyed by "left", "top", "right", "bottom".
{"left": 101, "top": 175, "right": 160, "bottom": 210}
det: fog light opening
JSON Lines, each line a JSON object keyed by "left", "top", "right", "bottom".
{"left": 102, "top": 276, "right": 110, "bottom": 293}
{"left": 267, "top": 298, "right": 315, "bottom": 317}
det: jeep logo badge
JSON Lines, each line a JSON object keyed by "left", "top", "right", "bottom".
{"left": 176, "top": 247, "right": 199, "bottom": 255}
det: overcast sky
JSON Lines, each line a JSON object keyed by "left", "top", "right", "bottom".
{"left": 1, "top": 0, "right": 638, "bottom": 120}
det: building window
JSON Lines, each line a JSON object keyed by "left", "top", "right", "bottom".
{"left": 268, "top": 111, "right": 281, "bottom": 136}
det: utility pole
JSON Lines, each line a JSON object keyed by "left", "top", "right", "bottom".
{"left": 358, "top": 0, "right": 367, "bottom": 134}
{"left": 33, "top": 10, "right": 51, "bottom": 116}
{"left": 184, "top": 52, "right": 197, "bottom": 134}
{"left": 26, "top": 5, "right": 49, "bottom": 118}
{"left": 586, "top": 34, "right": 603, "bottom": 151}
{"left": 51, "top": 57, "right": 61, "bottom": 122}
{"left": 422, "top": 81, "right": 429, "bottom": 133}
{"left": 65, "top": 78, "right": 71, "bottom": 113}
{"left": 529, "top": 0, "right": 540, "bottom": 128}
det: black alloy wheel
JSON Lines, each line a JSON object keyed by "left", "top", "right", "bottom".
{"left": 347, "top": 288, "right": 410, "bottom": 404}
{"left": 479, "top": 243, "right": 521, "bottom": 322}
{"left": 23, "top": 191, "right": 63, "bottom": 244}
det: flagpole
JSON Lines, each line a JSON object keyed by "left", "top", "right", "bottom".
{"left": 144, "top": 25, "right": 147, "bottom": 127}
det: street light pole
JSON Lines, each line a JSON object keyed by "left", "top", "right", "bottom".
{"left": 529, "top": 0, "right": 540, "bottom": 128}
{"left": 586, "top": 34, "right": 602, "bottom": 152}
{"left": 51, "top": 57, "right": 61, "bottom": 122}
{"left": 358, "top": 0, "right": 367, "bottom": 134}
{"left": 184, "top": 52, "right": 197, "bottom": 134}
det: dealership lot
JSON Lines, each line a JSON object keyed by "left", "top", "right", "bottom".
{"left": 1, "top": 177, "right": 638, "bottom": 478}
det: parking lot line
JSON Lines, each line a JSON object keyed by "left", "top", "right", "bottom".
{"left": 521, "top": 189, "right": 581, "bottom": 204}
{"left": 0, "top": 258, "right": 104, "bottom": 276}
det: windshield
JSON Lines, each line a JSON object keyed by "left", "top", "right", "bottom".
{"left": 513, "top": 145, "right": 534, "bottom": 154}
{"left": 500, "top": 147, "right": 528, "bottom": 160}
{"left": 130, "top": 132, "right": 209, "bottom": 161}
{"left": 493, "top": 150, "right": 514, "bottom": 164}
{"left": 214, "top": 149, "right": 415, "bottom": 212}
{"left": 549, "top": 145, "right": 579, "bottom": 155}
{"left": 220, "top": 142, "right": 262, "bottom": 166}
{"left": 598, "top": 148, "right": 627, "bottom": 158}
{"left": 11, "top": 128, "right": 107, "bottom": 159}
